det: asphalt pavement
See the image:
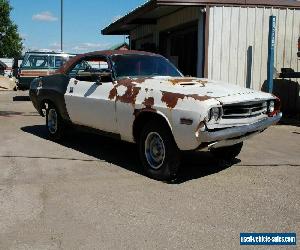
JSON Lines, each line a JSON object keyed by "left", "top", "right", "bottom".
{"left": 0, "top": 91, "right": 299, "bottom": 250}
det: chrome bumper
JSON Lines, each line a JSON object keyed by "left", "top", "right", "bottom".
{"left": 199, "top": 113, "right": 282, "bottom": 147}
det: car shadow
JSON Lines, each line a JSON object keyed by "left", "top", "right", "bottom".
{"left": 0, "top": 111, "right": 40, "bottom": 117}
{"left": 21, "top": 125, "right": 239, "bottom": 184}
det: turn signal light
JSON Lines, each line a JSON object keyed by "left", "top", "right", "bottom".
{"left": 268, "top": 97, "right": 281, "bottom": 117}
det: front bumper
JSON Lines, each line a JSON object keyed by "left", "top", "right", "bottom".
{"left": 198, "top": 113, "right": 282, "bottom": 148}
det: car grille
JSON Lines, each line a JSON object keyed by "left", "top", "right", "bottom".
{"left": 222, "top": 101, "right": 267, "bottom": 119}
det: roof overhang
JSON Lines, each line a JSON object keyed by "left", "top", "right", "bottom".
{"left": 102, "top": 0, "right": 300, "bottom": 35}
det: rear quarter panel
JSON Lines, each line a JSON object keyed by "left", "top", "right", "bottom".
{"left": 30, "top": 74, "right": 70, "bottom": 121}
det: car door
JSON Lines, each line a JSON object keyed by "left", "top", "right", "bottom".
{"left": 64, "top": 57, "right": 117, "bottom": 133}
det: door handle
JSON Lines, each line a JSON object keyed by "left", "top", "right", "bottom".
{"left": 74, "top": 80, "right": 78, "bottom": 85}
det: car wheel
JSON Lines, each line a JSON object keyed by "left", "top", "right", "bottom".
{"left": 139, "top": 120, "right": 181, "bottom": 181}
{"left": 46, "top": 104, "right": 65, "bottom": 141}
{"left": 210, "top": 142, "right": 243, "bottom": 161}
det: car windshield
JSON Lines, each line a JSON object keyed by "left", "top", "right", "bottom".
{"left": 21, "top": 53, "right": 74, "bottom": 69}
{"left": 111, "top": 54, "right": 182, "bottom": 78}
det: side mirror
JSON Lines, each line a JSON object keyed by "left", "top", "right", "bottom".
{"left": 90, "top": 73, "right": 102, "bottom": 84}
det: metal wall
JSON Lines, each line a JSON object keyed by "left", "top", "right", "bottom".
{"left": 208, "top": 6, "right": 300, "bottom": 90}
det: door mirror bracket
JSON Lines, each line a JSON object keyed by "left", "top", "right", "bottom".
{"left": 95, "top": 77, "right": 102, "bottom": 85}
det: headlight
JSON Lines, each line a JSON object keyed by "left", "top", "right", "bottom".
{"left": 208, "top": 107, "right": 222, "bottom": 122}
{"left": 268, "top": 101, "right": 275, "bottom": 113}
{"left": 262, "top": 102, "right": 268, "bottom": 114}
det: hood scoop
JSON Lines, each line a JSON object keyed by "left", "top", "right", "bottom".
{"left": 180, "top": 82, "right": 196, "bottom": 86}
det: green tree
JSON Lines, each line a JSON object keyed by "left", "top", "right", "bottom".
{"left": 0, "top": 0, "right": 23, "bottom": 58}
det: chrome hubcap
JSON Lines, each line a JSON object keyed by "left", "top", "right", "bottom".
{"left": 47, "top": 109, "right": 57, "bottom": 134}
{"left": 145, "top": 132, "right": 166, "bottom": 169}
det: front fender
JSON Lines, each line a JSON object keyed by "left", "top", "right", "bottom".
{"left": 157, "top": 98, "right": 220, "bottom": 150}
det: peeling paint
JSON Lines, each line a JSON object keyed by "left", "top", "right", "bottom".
{"left": 108, "top": 87, "right": 117, "bottom": 100}
{"left": 118, "top": 86, "right": 140, "bottom": 104}
{"left": 108, "top": 79, "right": 141, "bottom": 105}
{"left": 168, "top": 78, "right": 208, "bottom": 86}
{"left": 161, "top": 91, "right": 212, "bottom": 109}
{"left": 142, "top": 97, "right": 154, "bottom": 108}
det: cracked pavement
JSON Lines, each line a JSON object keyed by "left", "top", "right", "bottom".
{"left": 0, "top": 91, "right": 299, "bottom": 249}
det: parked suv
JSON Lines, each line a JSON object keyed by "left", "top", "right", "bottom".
{"left": 17, "top": 50, "right": 75, "bottom": 90}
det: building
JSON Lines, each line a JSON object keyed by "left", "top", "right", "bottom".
{"left": 0, "top": 58, "right": 14, "bottom": 77}
{"left": 109, "top": 42, "right": 129, "bottom": 50}
{"left": 102, "top": 0, "right": 300, "bottom": 114}
{"left": 0, "top": 60, "right": 7, "bottom": 76}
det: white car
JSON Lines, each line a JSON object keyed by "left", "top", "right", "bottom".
{"left": 29, "top": 50, "right": 282, "bottom": 180}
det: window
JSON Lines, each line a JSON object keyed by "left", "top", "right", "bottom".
{"left": 68, "top": 56, "right": 111, "bottom": 82}
{"left": 111, "top": 54, "right": 182, "bottom": 78}
{"left": 22, "top": 55, "right": 49, "bottom": 69}
{"left": 21, "top": 54, "right": 74, "bottom": 70}
{"left": 55, "top": 56, "right": 68, "bottom": 68}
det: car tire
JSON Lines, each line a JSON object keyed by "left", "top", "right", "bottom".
{"left": 46, "top": 104, "right": 66, "bottom": 141}
{"left": 139, "top": 120, "right": 181, "bottom": 181}
{"left": 210, "top": 142, "right": 243, "bottom": 161}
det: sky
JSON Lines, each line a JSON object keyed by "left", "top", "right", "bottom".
{"left": 9, "top": 0, "right": 147, "bottom": 53}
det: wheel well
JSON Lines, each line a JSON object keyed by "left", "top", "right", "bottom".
{"left": 41, "top": 99, "right": 55, "bottom": 109}
{"left": 133, "top": 111, "right": 172, "bottom": 143}
{"left": 39, "top": 99, "right": 55, "bottom": 116}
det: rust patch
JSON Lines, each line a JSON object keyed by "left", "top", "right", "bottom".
{"left": 168, "top": 78, "right": 208, "bottom": 86}
{"left": 117, "top": 86, "right": 141, "bottom": 104}
{"left": 108, "top": 87, "right": 117, "bottom": 100}
{"left": 161, "top": 91, "right": 212, "bottom": 109}
{"left": 133, "top": 77, "right": 152, "bottom": 84}
{"left": 195, "top": 79, "right": 208, "bottom": 86}
{"left": 108, "top": 79, "right": 141, "bottom": 105}
{"left": 142, "top": 97, "right": 154, "bottom": 108}
{"left": 161, "top": 92, "right": 185, "bottom": 109}
{"left": 116, "top": 78, "right": 134, "bottom": 86}
{"left": 168, "top": 78, "right": 194, "bottom": 85}
{"left": 187, "top": 94, "right": 211, "bottom": 102}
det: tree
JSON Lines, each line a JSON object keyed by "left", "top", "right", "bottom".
{"left": 0, "top": 0, "right": 23, "bottom": 58}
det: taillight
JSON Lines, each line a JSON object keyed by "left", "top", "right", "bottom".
{"left": 17, "top": 69, "right": 21, "bottom": 79}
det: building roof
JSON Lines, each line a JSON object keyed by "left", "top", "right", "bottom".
{"left": 109, "top": 42, "right": 129, "bottom": 50}
{"left": 102, "top": 0, "right": 300, "bottom": 35}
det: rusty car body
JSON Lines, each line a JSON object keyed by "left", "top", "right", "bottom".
{"left": 29, "top": 50, "right": 282, "bottom": 180}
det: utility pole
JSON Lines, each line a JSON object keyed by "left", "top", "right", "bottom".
{"left": 61, "top": 0, "right": 63, "bottom": 51}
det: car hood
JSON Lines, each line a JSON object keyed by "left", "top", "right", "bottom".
{"left": 120, "top": 76, "right": 273, "bottom": 103}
